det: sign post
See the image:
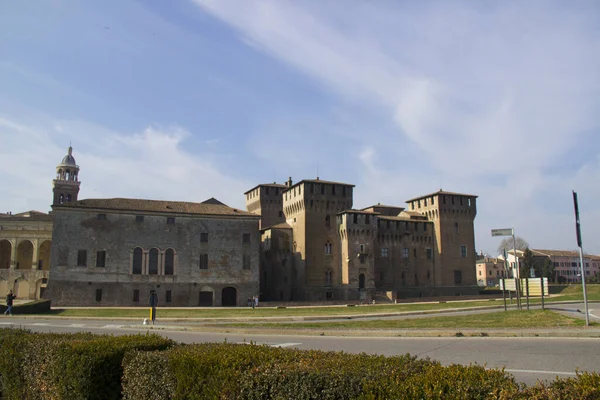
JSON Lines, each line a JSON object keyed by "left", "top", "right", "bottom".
{"left": 149, "top": 290, "right": 159, "bottom": 325}
{"left": 573, "top": 191, "right": 590, "bottom": 327}
{"left": 492, "top": 228, "right": 521, "bottom": 310}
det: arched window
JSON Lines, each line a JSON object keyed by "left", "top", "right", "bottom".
{"left": 359, "top": 273, "right": 365, "bottom": 289}
{"left": 59, "top": 194, "right": 64, "bottom": 204}
{"left": 66, "top": 194, "right": 72, "bottom": 202}
{"left": 164, "top": 248, "right": 174, "bottom": 275}
{"left": 325, "top": 215, "right": 330, "bottom": 227}
{"left": 455, "top": 222, "right": 459, "bottom": 233}
{"left": 325, "top": 270, "right": 332, "bottom": 285}
{"left": 148, "top": 248, "right": 159, "bottom": 275}
{"left": 132, "top": 247, "right": 143, "bottom": 274}
{"left": 324, "top": 242, "right": 332, "bottom": 255}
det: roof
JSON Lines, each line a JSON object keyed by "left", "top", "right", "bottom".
{"left": 58, "top": 146, "right": 77, "bottom": 167}
{"left": 201, "top": 197, "right": 227, "bottom": 206}
{"left": 0, "top": 210, "right": 53, "bottom": 222}
{"left": 53, "top": 198, "right": 259, "bottom": 218}
{"left": 399, "top": 211, "right": 428, "bottom": 220}
{"left": 406, "top": 190, "right": 478, "bottom": 203}
{"left": 337, "top": 209, "right": 380, "bottom": 215}
{"left": 284, "top": 178, "right": 355, "bottom": 192}
{"left": 244, "top": 183, "right": 288, "bottom": 195}
{"left": 531, "top": 249, "right": 587, "bottom": 258}
{"left": 262, "top": 222, "right": 293, "bottom": 231}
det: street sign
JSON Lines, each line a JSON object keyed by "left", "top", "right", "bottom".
{"left": 491, "top": 228, "right": 513, "bottom": 237}
{"left": 524, "top": 278, "right": 548, "bottom": 296}
{"left": 499, "top": 278, "right": 516, "bottom": 291}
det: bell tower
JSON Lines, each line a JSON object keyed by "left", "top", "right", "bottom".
{"left": 52, "top": 145, "right": 81, "bottom": 205}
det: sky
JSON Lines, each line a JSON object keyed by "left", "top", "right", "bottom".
{"left": 1, "top": 1, "right": 599, "bottom": 255}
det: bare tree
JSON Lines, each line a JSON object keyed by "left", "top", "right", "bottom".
{"left": 497, "top": 236, "right": 529, "bottom": 255}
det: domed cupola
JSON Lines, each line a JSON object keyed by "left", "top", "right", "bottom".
{"left": 52, "top": 145, "right": 81, "bottom": 206}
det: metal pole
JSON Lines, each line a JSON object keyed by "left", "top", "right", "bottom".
{"left": 541, "top": 278, "right": 545, "bottom": 311}
{"left": 513, "top": 231, "right": 521, "bottom": 310}
{"left": 573, "top": 191, "right": 590, "bottom": 327}
{"left": 525, "top": 278, "right": 529, "bottom": 310}
{"left": 578, "top": 247, "right": 590, "bottom": 326}
{"left": 501, "top": 278, "right": 507, "bottom": 311}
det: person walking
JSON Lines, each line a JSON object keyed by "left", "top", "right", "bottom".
{"left": 4, "top": 290, "right": 16, "bottom": 316}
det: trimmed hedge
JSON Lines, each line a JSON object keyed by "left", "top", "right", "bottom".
{"left": 0, "top": 328, "right": 175, "bottom": 400}
{"left": 0, "top": 299, "right": 52, "bottom": 314}
{"left": 2, "top": 328, "right": 599, "bottom": 399}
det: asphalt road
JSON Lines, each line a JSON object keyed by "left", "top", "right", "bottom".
{"left": 2, "top": 316, "right": 598, "bottom": 386}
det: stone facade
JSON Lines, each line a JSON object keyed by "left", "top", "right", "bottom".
{"left": 249, "top": 179, "right": 479, "bottom": 302}
{"left": 0, "top": 211, "right": 52, "bottom": 300}
{"left": 46, "top": 198, "right": 261, "bottom": 306}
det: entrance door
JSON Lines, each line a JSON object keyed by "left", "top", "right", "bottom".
{"left": 198, "top": 291, "right": 213, "bottom": 307}
{"left": 359, "top": 274, "right": 366, "bottom": 290}
{"left": 221, "top": 287, "right": 237, "bottom": 307}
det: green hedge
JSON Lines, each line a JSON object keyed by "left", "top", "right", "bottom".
{"left": 0, "top": 299, "right": 52, "bottom": 314}
{"left": 0, "top": 328, "right": 175, "bottom": 400}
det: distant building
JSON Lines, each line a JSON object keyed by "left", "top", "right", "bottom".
{"left": 475, "top": 257, "right": 507, "bottom": 287}
{"left": 503, "top": 249, "right": 600, "bottom": 283}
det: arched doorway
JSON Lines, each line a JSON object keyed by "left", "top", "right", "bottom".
{"left": 0, "top": 240, "right": 11, "bottom": 269}
{"left": 221, "top": 287, "right": 237, "bottom": 307}
{"left": 14, "top": 279, "right": 30, "bottom": 299}
{"left": 35, "top": 278, "right": 48, "bottom": 300}
{"left": 38, "top": 240, "right": 51, "bottom": 270}
{"left": 359, "top": 274, "right": 366, "bottom": 290}
{"left": 199, "top": 286, "right": 214, "bottom": 307}
{"left": 16, "top": 241, "right": 33, "bottom": 270}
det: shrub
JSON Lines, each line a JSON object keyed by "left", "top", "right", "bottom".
{"left": 511, "top": 372, "right": 600, "bottom": 399}
{"left": 122, "top": 350, "right": 177, "bottom": 400}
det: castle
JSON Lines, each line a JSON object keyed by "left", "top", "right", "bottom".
{"left": 0, "top": 147, "right": 478, "bottom": 306}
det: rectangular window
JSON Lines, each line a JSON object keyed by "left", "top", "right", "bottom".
{"left": 166, "top": 290, "right": 172, "bottom": 303}
{"left": 321, "top": 185, "right": 325, "bottom": 195}
{"left": 423, "top": 223, "right": 427, "bottom": 232}
{"left": 402, "top": 248, "right": 409, "bottom": 259}
{"left": 243, "top": 233, "right": 251, "bottom": 244}
{"left": 77, "top": 250, "right": 87, "bottom": 267}
{"left": 381, "top": 248, "right": 388, "bottom": 257}
{"left": 135, "top": 215, "right": 144, "bottom": 222}
{"left": 413, "top": 248, "right": 417, "bottom": 258}
{"left": 199, "top": 254, "right": 208, "bottom": 270}
{"left": 461, "top": 246, "right": 467, "bottom": 258}
{"left": 243, "top": 254, "right": 251, "bottom": 270}
{"left": 97, "top": 214, "right": 106, "bottom": 220}
{"left": 200, "top": 232, "right": 209, "bottom": 243}
{"left": 426, "top": 248, "right": 433, "bottom": 259}
{"left": 332, "top": 185, "right": 336, "bottom": 195}
{"left": 133, "top": 290, "right": 139, "bottom": 302}
{"left": 95, "top": 289, "right": 102, "bottom": 302}
{"left": 365, "top": 215, "right": 370, "bottom": 224}
{"left": 167, "top": 217, "right": 175, "bottom": 224}
{"left": 353, "top": 214, "right": 358, "bottom": 224}
{"left": 454, "top": 270, "right": 463, "bottom": 285}
{"left": 96, "top": 250, "right": 106, "bottom": 267}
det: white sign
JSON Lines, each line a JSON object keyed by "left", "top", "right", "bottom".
{"left": 491, "top": 228, "right": 513, "bottom": 237}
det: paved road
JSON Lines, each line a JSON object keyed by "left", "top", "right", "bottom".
{"left": 2, "top": 316, "right": 598, "bottom": 386}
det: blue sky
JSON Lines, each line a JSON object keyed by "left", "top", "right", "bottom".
{"left": 1, "top": 0, "right": 599, "bottom": 255}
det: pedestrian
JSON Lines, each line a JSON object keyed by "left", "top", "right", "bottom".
{"left": 254, "top": 295, "right": 259, "bottom": 308}
{"left": 251, "top": 296, "right": 255, "bottom": 309}
{"left": 4, "top": 290, "right": 16, "bottom": 316}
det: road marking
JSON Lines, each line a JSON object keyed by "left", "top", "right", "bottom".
{"left": 504, "top": 368, "right": 577, "bottom": 376}
{"left": 69, "top": 324, "right": 86, "bottom": 328}
{"left": 271, "top": 343, "right": 302, "bottom": 348}
{"left": 31, "top": 323, "right": 50, "bottom": 326}
{"left": 0, "top": 322, "right": 14, "bottom": 325}
{"left": 101, "top": 325, "right": 123, "bottom": 329}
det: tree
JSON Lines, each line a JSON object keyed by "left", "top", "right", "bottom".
{"left": 539, "top": 258, "right": 556, "bottom": 282}
{"left": 497, "top": 236, "right": 529, "bottom": 255}
{"left": 521, "top": 248, "right": 536, "bottom": 278}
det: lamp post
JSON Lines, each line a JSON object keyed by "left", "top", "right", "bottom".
{"left": 573, "top": 191, "right": 590, "bottom": 327}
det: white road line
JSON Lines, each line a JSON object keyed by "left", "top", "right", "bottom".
{"left": 504, "top": 368, "right": 577, "bottom": 376}
{"left": 31, "top": 323, "right": 50, "bottom": 326}
{"left": 101, "top": 325, "right": 123, "bottom": 329}
{"left": 69, "top": 324, "right": 86, "bottom": 328}
{"left": 0, "top": 322, "right": 14, "bottom": 325}
{"left": 271, "top": 343, "right": 302, "bottom": 348}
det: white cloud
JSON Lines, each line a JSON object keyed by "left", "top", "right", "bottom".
{"left": 0, "top": 116, "right": 252, "bottom": 213}
{"left": 193, "top": 0, "right": 600, "bottom": 253}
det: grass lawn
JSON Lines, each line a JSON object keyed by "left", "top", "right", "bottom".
{"left": 39, "top": 284, "right": 600, "bottom": 319}
{"left": 219, "top": 310, "right": 592, "bottom": 330}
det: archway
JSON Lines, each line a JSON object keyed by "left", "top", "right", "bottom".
{"left": 221, "top": 287, "right": 237, "bottom": 307}
{"left": 0, "top": 240, "right": 11, "bottom": 269}
{"left": 14, "top": 279, "right": 30, "bottom": 299}
{"left": 38, "top": 240, "right": 51, "bottom": 270}
{"left": 35, "top": 278, "right": 48, "bottom": 300}
{"left": 359, "top": 274, "right": 366, "bottom": 290}
{"left": 16, "top": 241, "right": 33, "bottom": 270}
{"left": 198, "top": 286, "right": 214, "bottom": 307}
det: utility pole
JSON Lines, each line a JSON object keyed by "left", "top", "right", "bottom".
{"left": 573, "top": 191, "right": 590, "bottom": 327}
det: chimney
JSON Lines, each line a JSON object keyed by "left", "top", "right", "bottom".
{"left": 287, "top": 177, "right": 292, "bottom": 187}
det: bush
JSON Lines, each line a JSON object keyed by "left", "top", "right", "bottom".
{"left": 511, "top": 372, "right": 600, "bottom": 399}
{"left": 122, "top": 350, "right": 177, "bottom": 400}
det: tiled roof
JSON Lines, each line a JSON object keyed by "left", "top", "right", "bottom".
{"left": 532, "top": 249, "right": 586, "bottom": 258}
{"left": 406, "top": 190, "right": 478, "bottom": 203}
{"left": 262, "top": 222, "right": 293, "bottom": 230}
{"left": 337, "top": 209, "right": 380, "bottom": 215}
{"left": 53, "top": 198, "right": 259, "bottom": 218}
{"left": 0, "top": 211, "right": 53, "bottom": 222}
